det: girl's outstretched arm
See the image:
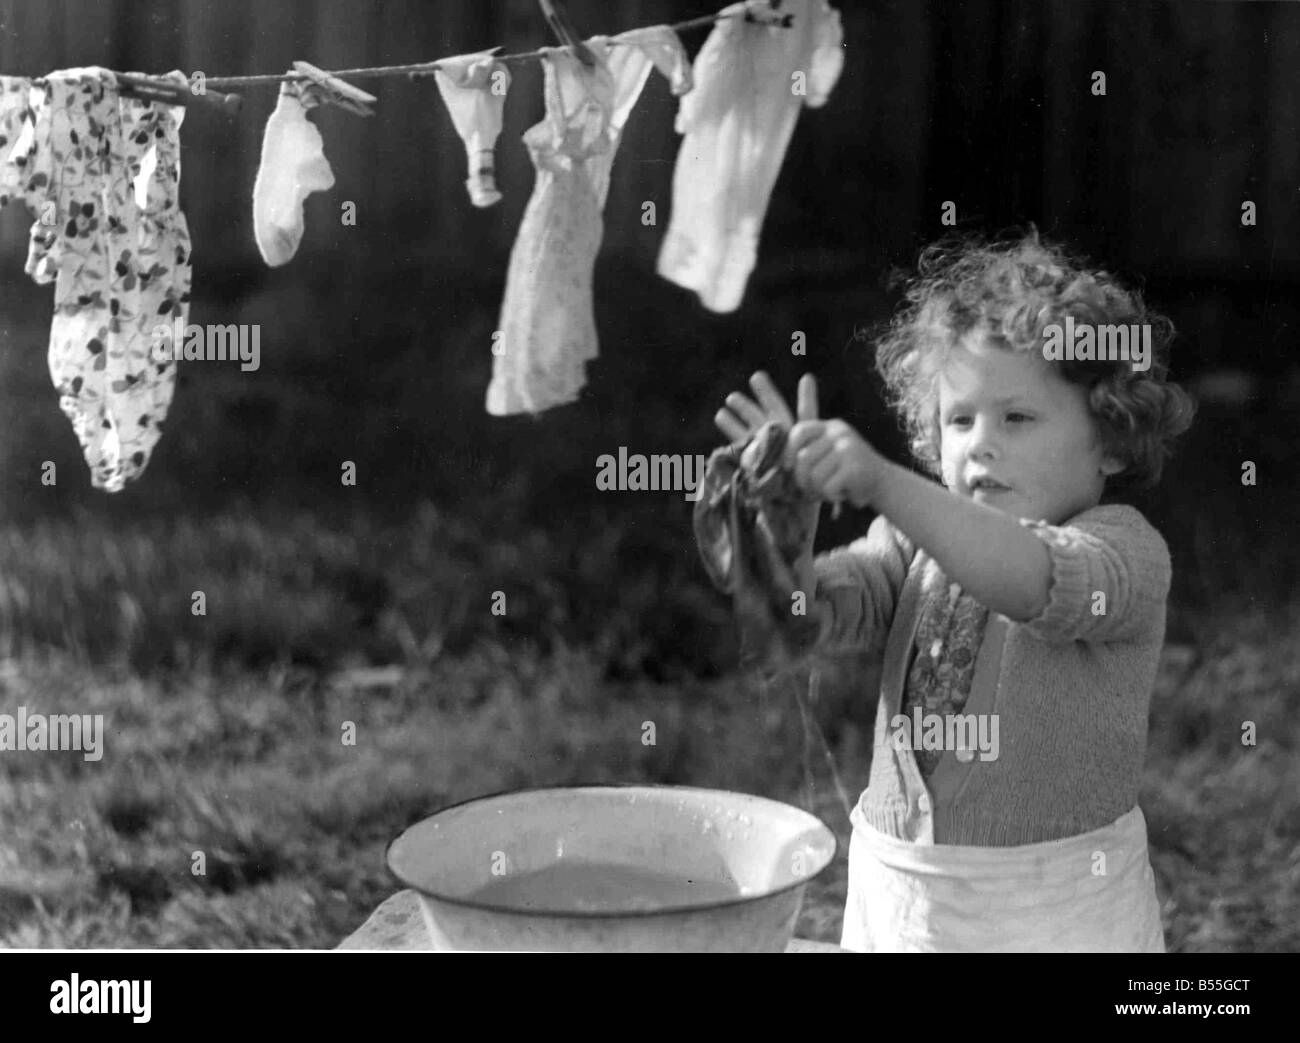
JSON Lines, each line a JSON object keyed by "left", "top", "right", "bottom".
{"left": 786, "top": 414, "right": 1053, "bottom": 623}
{"left": 790, "top": 419, "right": 1169, "bottom": 639}
{"left": 867, "top": 459, "right": 1053, "bottom": 623}
{"left": 783, "top": 371, "right": 1054, "bottom": 623}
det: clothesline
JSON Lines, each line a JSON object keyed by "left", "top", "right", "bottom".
{"left": 202, "top": 7, "right": 787, "bottom": 88}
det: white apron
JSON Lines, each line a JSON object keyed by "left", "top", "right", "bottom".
{"left": 840, "top": 804, "right": 1166, "bottom": 953}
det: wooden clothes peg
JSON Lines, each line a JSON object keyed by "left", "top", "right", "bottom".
{"left": 291, "top": 61, "right": 378, "bottom": 116}
{"left": 116, "top": 73, "right": 243, "bottom": 114}
{"left": 537, "top": 0, "right": 597, "bottom": 69}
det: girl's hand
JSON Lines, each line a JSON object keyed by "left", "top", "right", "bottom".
{"left": 714, "top": 370, "right": 813, "bottom": 447}
{"left": 784, "top": 383, "right": 888, "bottom": 510}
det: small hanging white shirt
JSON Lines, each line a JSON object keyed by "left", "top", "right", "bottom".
{"left": 656, "top": 0, "right": 844, "bottom": 313}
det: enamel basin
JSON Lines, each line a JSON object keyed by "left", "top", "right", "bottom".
{"left": 386, "top": 784, "right": 837, "bottom": 952}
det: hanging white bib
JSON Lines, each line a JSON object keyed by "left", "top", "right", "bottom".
{"left": 841, "top": 804, "right": 1166, "bottom": 953}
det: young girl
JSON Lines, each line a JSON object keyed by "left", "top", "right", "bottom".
{"left": 711, "top": 229, "right": 1195, "bottom": 952}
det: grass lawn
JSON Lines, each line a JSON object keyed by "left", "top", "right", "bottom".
{"left": 0, "top": 497, "right": 1296, "bottom": 951}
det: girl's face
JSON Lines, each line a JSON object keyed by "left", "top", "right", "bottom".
{"left": 936, "top": 332, "right": 1124, "bottom": 524}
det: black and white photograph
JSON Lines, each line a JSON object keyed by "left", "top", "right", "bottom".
{"left": 0, "top": 0, "right": 1295, "bottom": 984}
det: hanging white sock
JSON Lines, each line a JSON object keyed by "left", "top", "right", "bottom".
{"left": 432, "top": 50, "right": 510, "bottom": 208}
{"left": 253, "top": 79, "right": 336, "bottom": 267}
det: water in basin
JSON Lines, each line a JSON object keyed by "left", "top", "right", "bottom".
{"left": 467, "top": 861, "right": 742, "bottom": 913}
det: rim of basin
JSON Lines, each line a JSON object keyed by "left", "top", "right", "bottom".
{"left": 386, "top": 782, "right": 839, "bottom": 919}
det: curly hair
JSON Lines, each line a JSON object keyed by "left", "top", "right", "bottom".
{"left": 871, "top": 227, "right": 1196, "bottom": 490}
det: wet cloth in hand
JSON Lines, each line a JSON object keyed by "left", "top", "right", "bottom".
{"left": 694, "top": 421, "right": 823, "bottom": 670}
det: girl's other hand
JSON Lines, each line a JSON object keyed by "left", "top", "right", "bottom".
{"left": 714, "top": 370, "right": 818, "bottom": 447}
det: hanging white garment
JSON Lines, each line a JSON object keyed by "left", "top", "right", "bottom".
{"left": 432, "top": 49, "right": 511, "bottom": 208}
{"left": 656, "top": 0, "right": 844, "bottom": 313}
{"left": 487, "top": 27, "right": 690, "bottom": 417}
{"left": 485, "top": 47, "right": 611, "bottom": 418}
{"left": 587, "top": 26, "right": 693, "bottom": 208}
{"left": 252, "top": 77, "right": 336, "bottom": 268}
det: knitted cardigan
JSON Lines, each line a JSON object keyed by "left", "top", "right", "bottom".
{"left": 811, "top": 503, "right": 1171, "bottom": 846}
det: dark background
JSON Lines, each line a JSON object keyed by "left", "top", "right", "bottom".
{"left": 0, "top": 0, "right": 1295, "bottom": 951}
